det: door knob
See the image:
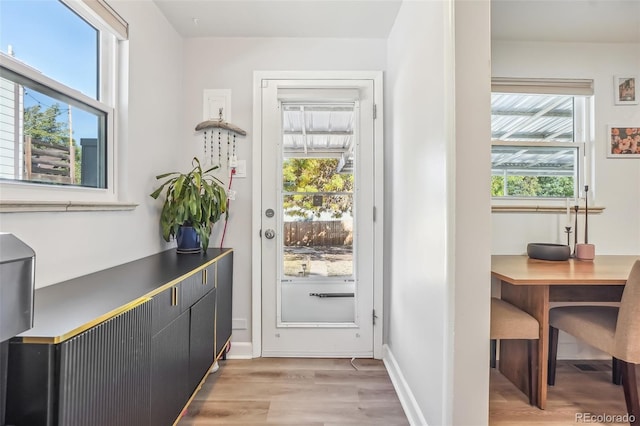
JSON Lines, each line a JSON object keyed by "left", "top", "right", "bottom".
{"left": 264, "top": 229, "right": 276, "bottom": 239}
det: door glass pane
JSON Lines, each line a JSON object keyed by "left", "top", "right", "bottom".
{"left": 282, "top": 191, "right": 354, "bottom": 278}
{"left": 280, "top": 103, "right": 356, "bottom": 324}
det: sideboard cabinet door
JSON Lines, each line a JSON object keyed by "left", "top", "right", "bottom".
{"left": 58, "top": 301, "right": 152, "bottom": 426}
{"left": 7, "top": 300, "right": 152, "bottom": 426}
{"left": 150, "top": 311, "right": 190, "bottom": 426}
{"left": 188, "top": 288, "right": 216, "bottom": 392}
{"left": 215, "top": 252, "right": 233, "bottom": 358}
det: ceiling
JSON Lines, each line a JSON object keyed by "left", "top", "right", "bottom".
{"left": 491, "top": 0, "right": 640, "bottom": 44}
{"left": 153, "top": 0, "right": 639, "bottom": 43}
{"left": 152, "top": 0, "right": 402, "bottom": 38}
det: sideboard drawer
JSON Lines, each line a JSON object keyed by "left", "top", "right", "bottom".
{"left": 152, "top": 284, "right": 181, "bottom": 336}
{"left": 181, "top": 267, "right": 213, "bottom": 311}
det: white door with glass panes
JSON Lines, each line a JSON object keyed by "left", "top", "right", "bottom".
{"left": 260, "top": 78, "right": 377, "bottom": 357}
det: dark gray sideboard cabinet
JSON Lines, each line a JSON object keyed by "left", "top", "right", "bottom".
{"left": 7, "top": 301, "right": 152, "bottom": 426}
{"left": 6, "top": 249, "right": 233, "bottom": 426}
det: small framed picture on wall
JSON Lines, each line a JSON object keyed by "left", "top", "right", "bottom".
{"left": 613, "top": 76, "right": 638, "bottom": 105}
{"left": 608, "top": 126, "right": 640, "bottom": 158}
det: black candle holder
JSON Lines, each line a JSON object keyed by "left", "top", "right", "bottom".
{"left": 572, "top": 204, "right": 579, "bottom": 257}
{"left": 564, "top": 226, "right": 572, "bottom": 247}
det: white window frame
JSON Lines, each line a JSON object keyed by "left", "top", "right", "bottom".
{"left": 0, "top": 0, "right": 132, "bottom": 211}
{"left": 491, "top": 78, "right": 594, "bottom": 207}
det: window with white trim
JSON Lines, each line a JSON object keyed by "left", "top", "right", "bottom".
{"left": 0, "top": 0, "right": 126, "bottom": 201}
{"left": 491, "top": 78, "right": 593, "bottom": 200}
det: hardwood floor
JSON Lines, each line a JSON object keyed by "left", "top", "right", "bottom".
{"left": 490, "top": 360, "right": 638, "bottom": 426}
{"left": 178, "top": 358, "right": 636, "bottom": 425}
{"left": 178, "top": 358, "right": 410, "bottom": 426}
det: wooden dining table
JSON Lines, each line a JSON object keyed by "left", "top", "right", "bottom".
{"left": 491, "top": 254, "right": 639, "bottom": 409}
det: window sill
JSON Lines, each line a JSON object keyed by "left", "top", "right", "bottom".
{"left": 0, "top": 200, "right": 138, "bottom": 213}
{"left": 492, "top": 205, "right": 605, "bottom": 214}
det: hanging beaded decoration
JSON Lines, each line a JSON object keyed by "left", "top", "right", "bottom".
{"left": 217, "top": 129, "right": 222, "bottom": 167}
{"left": 203, "top": 130, "right": 208, "bottom": 164}
{"left": 232, "top": 134, "right": 237, "bottom": 164}
{"left": 226, "top": 130, "right": 231, "bottom": 168}
{"left": 209, "top": 130, "right": 214, "bottom": 166}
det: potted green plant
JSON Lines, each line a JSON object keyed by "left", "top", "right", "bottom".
{"left": 150, "top": 157, "right": 228, "bottom": 253}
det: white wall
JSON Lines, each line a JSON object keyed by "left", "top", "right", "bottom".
{"left": 385, "top": 2, "right": 449, "bottom": 422}
{"left": 492, "top": 41, "right": 640, "bottom": 358}
{"left": 452, "top": 1, "right": 492, "bottom": 424}
{"left": 385, "top": 0, "right": 491, "bottom": 424}
{"left": 492, "top": 41, "right": 640, "bottom": 256}
{"left": 0, "top": 0, "right": 185, "bottom": 288}
{"left": 182, "top": 37, "right": 387, "bottom": 345}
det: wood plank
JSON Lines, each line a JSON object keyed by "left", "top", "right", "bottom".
{"left": 178, "top": 358, "right": 408, "bottom": 426}
{"left": 266, "top": 400, "right": 407, "bottom": 425}
{"left": 31, "top": 139, "right": 70, "bottom": 152}
{"left": 29, "top": 173, "right": 71, "bottom": 184}
{"left": 32, "top": 165, "right": 70, "bottom": 176}
{"left": 32, "top": 148, "right": 70, "bottom": 159}
{"left": 198, "top": 379, "right": 361, "bottom": 403}
{"left": 491, "top": 360, "right": 639, "bottom": 425}
{"left": 181, "top": 400, "right": 270, "bottom": 424}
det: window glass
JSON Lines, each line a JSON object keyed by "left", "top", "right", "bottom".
{"left": 0, "top": 0, "right": 109, "bottom": 190}
{"left": 491, "top": 144, "right": 578, "bottom": 197}
{"left": 492, "top": 94, "right": 574, "bottom": 142}
{"left": 0, "top": 0, "right": 98, "bottom": 99}
{"left": 491, "top": 93, "right": 585, "bottom": 198}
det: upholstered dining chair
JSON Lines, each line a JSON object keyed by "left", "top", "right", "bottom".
{"left": 491, "top": 297, "right": 540, "bottom": 406}
{"left": 548, "top": 260, "right": 640, "bottom": 424}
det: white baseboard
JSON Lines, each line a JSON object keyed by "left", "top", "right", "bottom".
{"left": 261, "top": 350, "right": 373, "bottom": 358}
{"left": 496, "top": 341, "right": 610, "bottom": 361}
{"left": 226, "top": 341, "right": 253, "bottom": 359}
{"left": 382, "top": 344, "right": 428, "bottom": 426}
{"left": 557, "top": 342, "right": 610, "bottom": 360}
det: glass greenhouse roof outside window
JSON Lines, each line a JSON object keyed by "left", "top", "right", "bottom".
{"left": 491, "top": 93, "right": 582, "bottom": 198}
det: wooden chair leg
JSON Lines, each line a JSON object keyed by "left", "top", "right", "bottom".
{"left": 621, "top": 361, "right": 639, "bottom": 425}
{"left": 490, "top": 339, "right": 497, "bottom": 368}
{"left": 612, "top": 357, "right": 623, "bottom": 385}
{"left": 528, "top": 339, "right": 539, "bottom": 407}
{"left": 548, "top": 326, "right": 559, "bottom": 386}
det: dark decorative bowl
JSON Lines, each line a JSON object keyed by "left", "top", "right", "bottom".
{"left": 527, "top": 243, "right": 571, "bottom": 261}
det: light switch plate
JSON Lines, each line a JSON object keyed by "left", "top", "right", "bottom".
{"left": 233, "top": 160, "right": 247, "bottom": 178}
